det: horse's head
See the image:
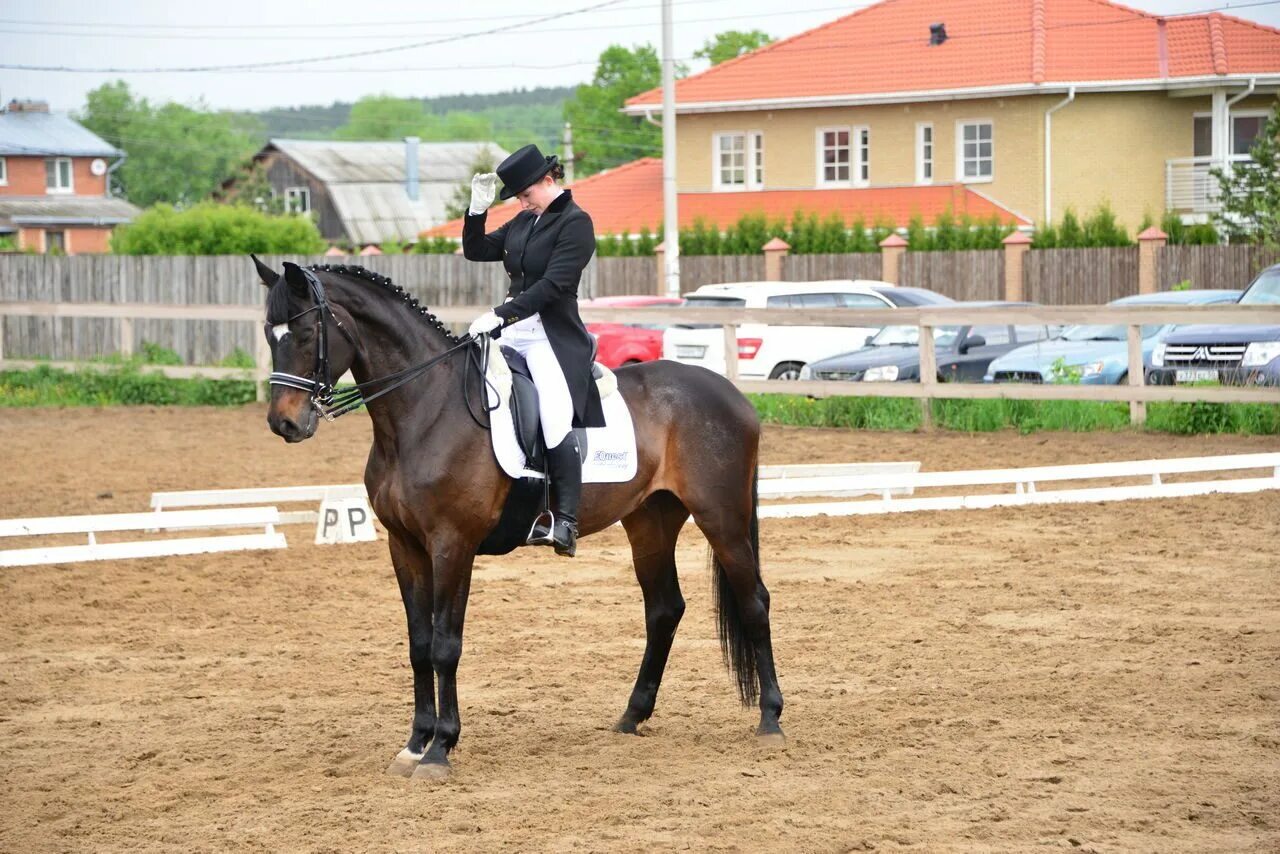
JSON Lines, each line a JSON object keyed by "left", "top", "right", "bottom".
{"left": 255, "top": 256, "right": 358, "bottom": 443}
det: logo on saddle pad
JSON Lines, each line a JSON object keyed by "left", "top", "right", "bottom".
{"left": 591, "top": 449, "right": 631, "bottom": 468}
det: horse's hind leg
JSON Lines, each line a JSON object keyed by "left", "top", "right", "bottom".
{"left": 689, "top": 488, "right": 784, "bottom": 743}
{"left": 614, "top": 491, "right": 690, "bottom": 734}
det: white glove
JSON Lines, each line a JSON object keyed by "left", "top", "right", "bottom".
{"left": 468, "top": 309, "right": 503, "bottom": 339}
{"left": 469, "top": 172, "right": 498, "bottom": 215}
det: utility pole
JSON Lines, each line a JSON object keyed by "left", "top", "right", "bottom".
{"left": 562, "top": 122, "right": 575, "bottom": 184}
{"left": 661, "top": 0, "right": 680, "bottom": 298}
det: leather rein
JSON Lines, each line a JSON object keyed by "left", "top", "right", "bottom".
{"left": 267, "top": 267, "right": 495, "bottom": 425}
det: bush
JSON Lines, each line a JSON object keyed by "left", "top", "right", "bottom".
{"left": 111, "top": 201, "right": 327, "bottom": 255}
{"left": 412, "top": 236, "right": 459, "bottom": 254}
{"left": 0, "top": 364, "right": 256, "bottom": 407}
{"left": 1033, "top": 203, "right": 1133, "bottom": 248}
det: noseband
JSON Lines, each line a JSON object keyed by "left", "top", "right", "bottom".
{"left": 268, "top": 267, "right": 493, "bottom": 423}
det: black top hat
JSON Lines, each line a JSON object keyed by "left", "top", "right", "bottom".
{"left": 497, "top": 144, "right": 559, "bottom": 200}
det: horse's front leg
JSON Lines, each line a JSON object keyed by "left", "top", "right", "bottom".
{"left": 386, "top": 531, "right": 436, "bottom": 777}
{"left": 412, "top": 538, "right": 474, "bottom": 781}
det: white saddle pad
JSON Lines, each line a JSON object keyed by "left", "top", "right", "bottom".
{"left": 482, "top": 339, "right": 638, "bottom": 483}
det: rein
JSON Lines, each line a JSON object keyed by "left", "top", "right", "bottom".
{"left": 268, "top": 267, "right": 497, "bottom": 425}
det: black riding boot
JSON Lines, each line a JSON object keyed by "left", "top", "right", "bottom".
{"left": 527, "top": 435, "right": 583, "bottom": 560}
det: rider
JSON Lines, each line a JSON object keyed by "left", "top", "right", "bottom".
{"left": 464, "top": 144, "right": 604, "bottom": 558}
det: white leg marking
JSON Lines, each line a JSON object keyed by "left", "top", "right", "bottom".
{"left": 396, "top": 747, "right": 425, "bottom": 762}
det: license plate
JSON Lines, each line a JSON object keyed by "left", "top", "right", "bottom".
{"left": 675, "top": 345, "right": 707, "bottom": 359}
{"left": 1175, "top": 368, "right": 1218, "bottom": 383}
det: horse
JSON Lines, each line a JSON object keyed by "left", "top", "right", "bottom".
{"left": 253, "top": 257, "right": 784, "bottom": 780}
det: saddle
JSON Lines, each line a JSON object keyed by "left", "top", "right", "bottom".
{"left": 499, "top": 342, "right": 608, "bottom": 473}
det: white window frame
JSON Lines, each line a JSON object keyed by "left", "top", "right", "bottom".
{"left": 955, "top": 119, "right": 994, "bottom": 184}
{"left": 1192, "top": 110, "right": 1269, "bottom": 158}
{"left": 816, "top": 126, "right": 869, "bottom": 188}
{"left": 284, "top": 186, "right": 311, "bottom": 214}
{"left": 0, "top": 156, "right": 7, "bottom": 186}
{"left": 915, "top": 122, "right": 934, "bottom": 185}
{"left": 45, "top": 157, "right": 74, "bottom": 194}
{"left": 713, "top": 131, "right": 763, "bottom": 191}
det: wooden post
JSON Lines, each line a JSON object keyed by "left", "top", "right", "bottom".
{"left": 723, "top": 323, "right": 740, "bottom": 382}
{"left": 879, "top": 233, "right": 907, "bottom": 284}
{"left": 762, "top": 237, "right": 790, "bottom": 281}
{"left": 654, "top": 242, "right": 666, "bottom": 297}
{"left": 917, "top": 323, "right": 937, "bottom": 430}
{"left": 1127, "top": 323, "right": 1146, "bottom": 425}
{"left": 254, "top": 326, "right": 272, "bottom": 404}
{"left": 119, "top": 317, "right": 134, "bottom": 358}
{"left": 1137, "top": 226, "right": 1167, "bottom": 295}
{"left": 1002, "top": 230, "right": 1033, "bottom": 302}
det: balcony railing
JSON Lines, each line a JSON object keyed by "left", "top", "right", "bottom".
{"left": 1165, "top": 155, "right": 1252, "bottom": 215}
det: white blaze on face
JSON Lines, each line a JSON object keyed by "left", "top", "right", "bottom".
{"left": 272, "top": 323, "right": 290, "bottom": 342}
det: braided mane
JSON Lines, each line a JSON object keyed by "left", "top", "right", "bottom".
{"left": 306, "top": 263, "right": 461, "bottom": 344}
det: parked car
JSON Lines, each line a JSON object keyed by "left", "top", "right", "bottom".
{"left": 985, "top": 289, "right": 1242, "bottom": 384}
{"left": 662, "top": 280, "right": 900, "bottom": 380}
{"left": 1149, "top": 264, "right": 1280, "bottom": 386}
{"left": 581, "top": 295, "right": 684, "bottom": 368}
{"left": 867, "top": 286, "right": 957, "bottom": 307}
{"left": 801, "top": 302, "right": 1052, "bottom": 383}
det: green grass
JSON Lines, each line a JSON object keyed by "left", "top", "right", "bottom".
{"left": 747, "top": 393, "right": 1280, "bottom": 435}
{"left": 0, "top": 364, "right": 256, "bottom": 407}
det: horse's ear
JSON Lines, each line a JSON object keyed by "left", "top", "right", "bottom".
{"left": 281, "top": 261, "right": 309, "bottom": 295}
{"left": 251, "top": 254, "right": 278, "bottom": 287}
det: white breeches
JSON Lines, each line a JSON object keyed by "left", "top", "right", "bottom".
{"left": 502, "top": 314, "right": 574, "bottom": 448}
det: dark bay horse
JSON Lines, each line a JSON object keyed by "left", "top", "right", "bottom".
{"left": 254, "top": 258, "right": 783, "bottom": 780}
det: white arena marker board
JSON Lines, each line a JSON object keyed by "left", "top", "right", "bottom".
{"left": 151, "top": 484, "right": 368, "bottom": 526}
{"left": 0, "top": 507, "right": 286, "bottom": 567}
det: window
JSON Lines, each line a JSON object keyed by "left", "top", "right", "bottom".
{"left": 957, "top": 121, "right": 993, "bottom": 181}
{"left": 1014, "top": 324, "right": 1052, "bottom": 343}
{"left": 714, "top": 132, "right": 763, "bottom": 190}
{"left": 45, "top": 230, "right": 66, "bottom": 254}
{"left": 967, "top": 324, "right": 1009, "bottom": 346}
{"left": 0, "top": 156, "right": 7, "bottom": 186}
{"left": 818, "top": 127, "right": 869, "bottom": 187}
{"left": 916, "top": 123, "right": 933, "bottom": 185}
{"left": 285, "top": 186, "right": 311, "bottom": 214}
{"left": 839, "top": 293, "right": 890, "bottom": 308}
{"left": 45, "top": 157, "right": 73, "bottom": 193}
{"left": 818, "top": 127, "right": 850, "bottom": 185}
{"left": 1192, "top": 113, "right": 1266, "bottom": 157}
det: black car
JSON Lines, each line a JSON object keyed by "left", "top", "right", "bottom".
{"left": 1148, "top": 264, "right": 1280, "bottom": 387}
{"left": 800, "top": 301, "right": 1054, "bottom": 383}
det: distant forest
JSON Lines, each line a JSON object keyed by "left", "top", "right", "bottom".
{"left": 244, "top": 85, "right": 576, "bottom": 152}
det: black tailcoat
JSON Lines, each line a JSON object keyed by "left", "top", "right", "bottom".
{"left": 462, "top": 190, "right": 605, "bottom": 428}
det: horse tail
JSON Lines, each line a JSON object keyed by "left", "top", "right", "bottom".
{"left": 710, "top": 465, "right": 761, "bottom": 706}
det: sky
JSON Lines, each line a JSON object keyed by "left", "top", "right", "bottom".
{"left": 1, "top": 0, "right": 1278, "bottom": 114}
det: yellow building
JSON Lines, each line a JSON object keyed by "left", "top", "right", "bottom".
{"left": 625, "top": 0, "right": 1280, "bottom": 230}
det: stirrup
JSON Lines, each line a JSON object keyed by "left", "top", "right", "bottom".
{"left": 526, "top": 510, "right": 556, "bottom": 546}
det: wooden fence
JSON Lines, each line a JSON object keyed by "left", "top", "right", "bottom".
{"left": 1157, "top": 245, "right": 1280, "bottom": 291}
{"left": 900, "top": 250, "right": 1004, "bottom": 301}
{"left": 780, "top": 253, "right": 882, "bottom": 282}
{"left": 1024, "top": 247, "right": 1139, "bottom": 305}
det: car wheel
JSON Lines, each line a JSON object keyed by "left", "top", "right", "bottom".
{"left": 770, "top": 362, "right": 804, "bottom": 381}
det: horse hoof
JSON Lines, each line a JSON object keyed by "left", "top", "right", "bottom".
{"left": 756, "top": 730, "right": 787, "bottom": 748}
{"left": 613, "top": 717, "right": 639, "bottom": 735}
{"left": 411, "top": 761, "right": 451, "bottom": 782}
{"left": 385, "top": 748, "right": 423, "bottom": 778}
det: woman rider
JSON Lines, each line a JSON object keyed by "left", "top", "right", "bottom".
{"left": 464, "top": 144, "right": 604, "bottom": 558}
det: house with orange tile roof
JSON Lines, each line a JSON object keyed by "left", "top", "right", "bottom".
{"left": 617, "top": 0, "right": 1280, "bottom": 231}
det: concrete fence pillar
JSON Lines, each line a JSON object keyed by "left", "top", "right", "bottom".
{"left": 1002, "top": 230, "right": 1033, "bottom": 302}
{"left": 762, "top": 237, "right": 790, "bottom": 281}
{"left": 654, "top": 241, "right": 666, "bottom": 296}
{"left": 1137, "top": 226, "right": 1167, "bottom": 295}
{"left": 879, "top": 233, "right": 908, "bottom": 284}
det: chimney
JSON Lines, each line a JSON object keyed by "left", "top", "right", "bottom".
{"left": 4, "top": 99, "right": 50, "bottom": 113}
{"left": 929, "top": 23, "right": 948, "bottom": 46}
{"left": 404, "top": 136, "right": 420, "bottom": 202}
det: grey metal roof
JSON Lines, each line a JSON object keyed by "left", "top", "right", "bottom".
{"left": 269, "top": 138, "right": 506, "bottom": 184}
{"left": 0, "top": 111, "right": 122, "bottom": 157}
{"left": 267, "top": 138, "right": 508, "bottom": 243}
{"left": 0, "top": 196, "right": 141, "bottom": 228}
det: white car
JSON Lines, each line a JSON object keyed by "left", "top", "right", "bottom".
{"left": 662, "top": 280, "right": 899, "bottom": 380}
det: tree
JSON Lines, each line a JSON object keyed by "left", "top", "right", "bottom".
{"left": 564, "top": 44, "right": 677, "bottom": 175}
{"left": 444, "top": 146, "right": 500, "bottom": 221}
{"left": 1213, "top": 99, "right": 1280, "bottom": 250}
{"left": 694, "top": 30, "right": 774, "bottom": 66}
{"left": 110, "top": 202, "right": 326, "bottom": 255}
{"left": 333, "top": 94, "right": 429, "bottom": 140}
{"left": 78, "top": 81, "right": 262, "bottom": 207}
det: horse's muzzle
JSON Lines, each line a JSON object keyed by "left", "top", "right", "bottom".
{"left": 268, "top": 403, "right": 317, "bottom": 443}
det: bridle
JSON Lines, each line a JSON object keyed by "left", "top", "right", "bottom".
{"left": 267, "top": 267, "right": 494, "bottom": 424}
